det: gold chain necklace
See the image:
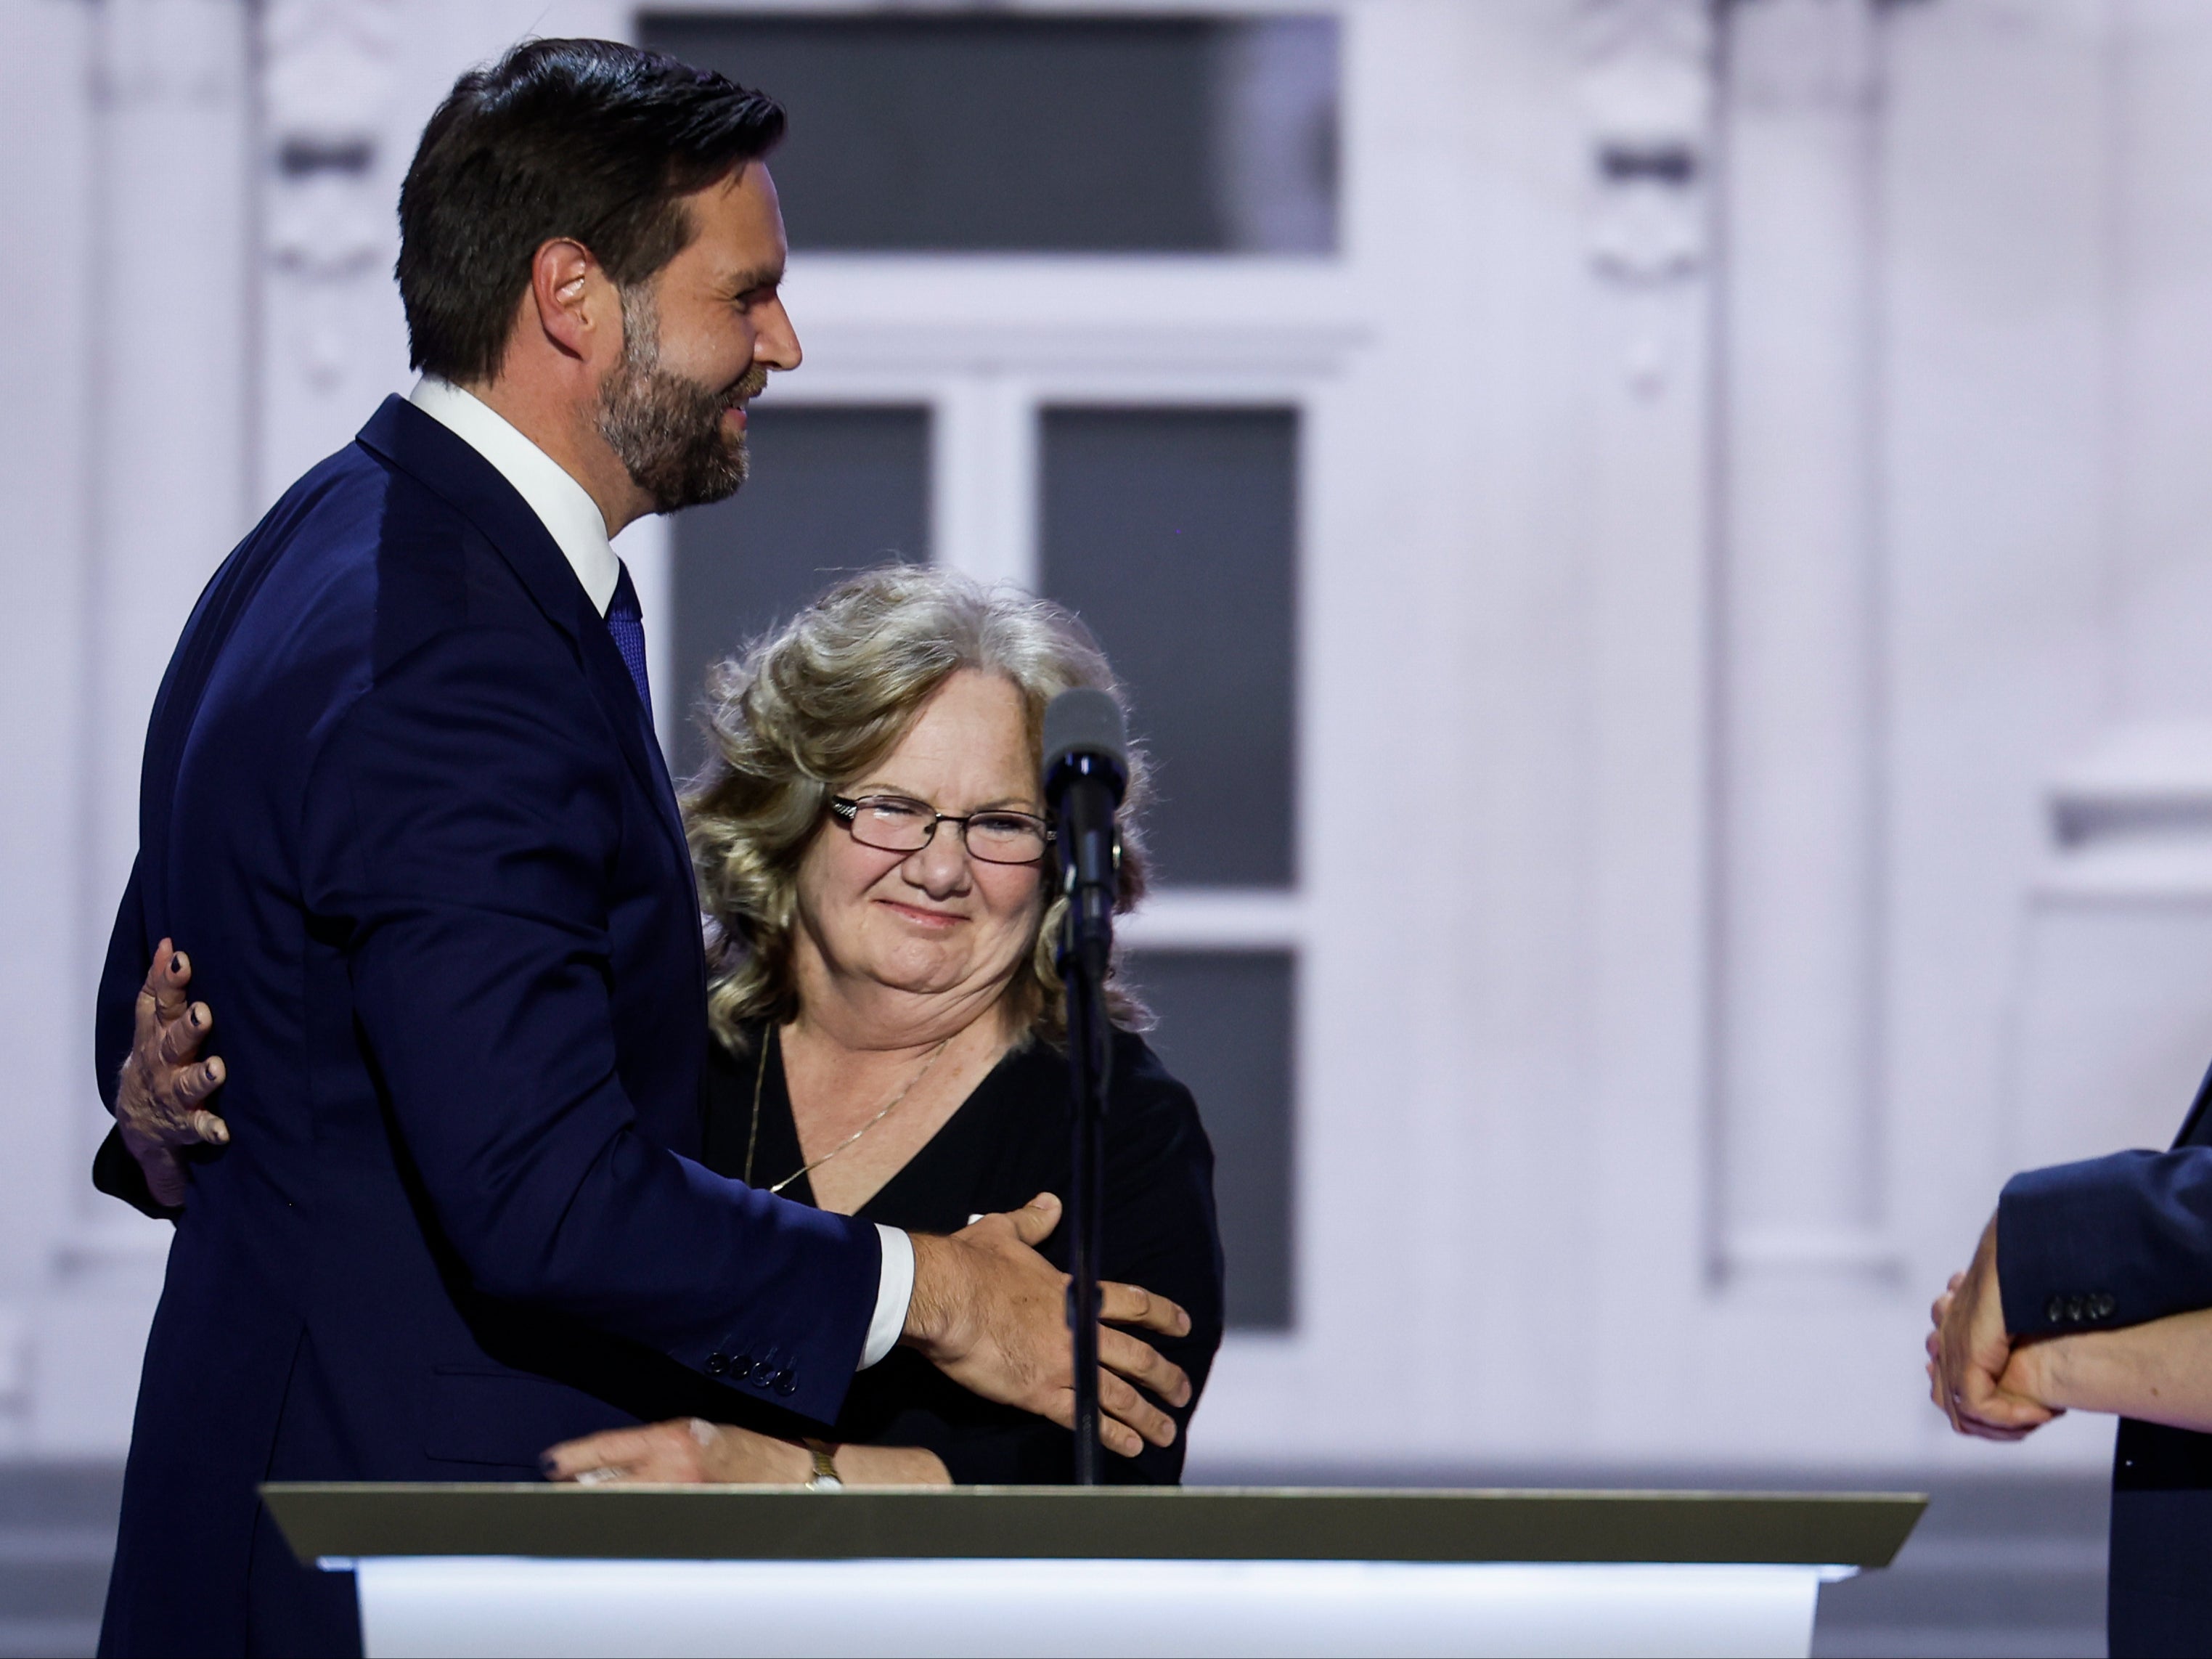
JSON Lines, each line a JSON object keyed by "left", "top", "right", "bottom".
{"left": 746, "top": 1026, "right": 952, "bottom": 1197}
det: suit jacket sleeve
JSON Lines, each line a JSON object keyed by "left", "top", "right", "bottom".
{"left": 303, "top": 623, "right": 880, "bottom": 1424}
{"left": 89, "top": 854, "right": 179, "bottom": 1220}
{"left": 1999, "top": 1148, "right": 2212, "bottom": 1336}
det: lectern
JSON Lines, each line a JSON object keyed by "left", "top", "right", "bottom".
{"left": 265, "top": 1482, "right": 1924, "bottom": 1659}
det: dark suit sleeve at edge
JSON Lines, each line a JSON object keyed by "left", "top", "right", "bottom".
{"left": 1999, "top": 1149, "right": 2212, "bottom": 1336}
{"left": 306, "top": 625, "right": 880, "bottom": 1424}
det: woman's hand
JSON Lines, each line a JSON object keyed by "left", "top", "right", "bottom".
{"left": 542, "top": 1418, "right": 809, "bottom": 1484}
{"left": 541, "top": 1419, "right": 950, "bottom": 1486}
{"left": 116, "top": 940, "right": 230, "bottom": 1208}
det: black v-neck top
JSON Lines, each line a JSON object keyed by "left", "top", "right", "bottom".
{"left": 697, "top": 1022, "right": 1224, "bottom": 1485}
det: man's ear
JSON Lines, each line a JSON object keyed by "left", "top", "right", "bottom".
{"left": 526, "top": 237, "right": 611, "bottom": 364}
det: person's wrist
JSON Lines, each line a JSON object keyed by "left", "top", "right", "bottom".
{"left": 1977, "top": 1215, "right": 2009, "bottom": 1337}
{"left": 776, "top": 1438, "right": 815, "bottom": 1484}
{"left": 900, "top": 1232, "right": 962, "bottom": 1359}
{"left": 2007, "top": 1337, "right": 2061, "bottom": 1408}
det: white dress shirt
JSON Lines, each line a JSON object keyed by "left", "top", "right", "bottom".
{"left": 406, "top": 376, "right": 916, "bottom": 1372}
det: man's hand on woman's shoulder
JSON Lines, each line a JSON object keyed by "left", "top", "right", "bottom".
{"left": 115, "top": 939, "right": 230, "bottom": 1208}
{"left": 903, "top": 1192, "right": 1194, "bottom": 1459}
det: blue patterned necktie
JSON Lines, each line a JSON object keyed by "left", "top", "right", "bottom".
{"left": 605, "top": 561, "right": 653, "bottom": 722}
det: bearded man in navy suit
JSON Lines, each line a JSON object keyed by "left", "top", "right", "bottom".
{"left": 91, "top": 40, "right": 1189, "bottom": 1658}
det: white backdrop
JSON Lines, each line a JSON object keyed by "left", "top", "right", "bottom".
{"left": 4, "top": 0, "right": 2208, "bottom": 1478}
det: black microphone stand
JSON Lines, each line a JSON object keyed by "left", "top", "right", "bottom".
{"left": 1051, "top": 749, "right": 1120, "bottom": 1487}
{"left": 1061, "top": 905, "right": 1111, "bottom": 1486}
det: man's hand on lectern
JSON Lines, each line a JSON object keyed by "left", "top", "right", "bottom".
{"left": 1927, "top": 1212, "right": 2056, "bottom": 1440}
{"left": 903, "top": 1193, "right": 1193, "bottom": 1459}
{"left": 116, "top": 940, "right": 231, "bottom": 1208}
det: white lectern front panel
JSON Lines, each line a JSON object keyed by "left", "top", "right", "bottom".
{"left": 346, "top": 1555, "right": 1851, "bottom": 1658}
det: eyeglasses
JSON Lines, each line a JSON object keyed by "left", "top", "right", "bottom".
{"left": 830, "top": 795, "right": 1053, "bottom": 866}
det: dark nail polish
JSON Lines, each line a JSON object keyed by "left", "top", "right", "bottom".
{"left": 169, "top": 955, "right": 182, "bottom": 975}
{"left": 539, "top": 1456, "right": 559, "bottom": 1479}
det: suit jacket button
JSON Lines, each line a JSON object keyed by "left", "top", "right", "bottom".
{"left": 773, "top": 1370, "right": 798, "bottom": 1396}
{"left": 2065, "top": 1296, "right": 2085, "bottom": 1323}
{"left": 2046, "top": 1297, "right": 2065, "bottom": 1324}
{"left": 730, "top": 1353, "right": 755, "bottom": 1378}
{"left": 2094, "top": 1294, "right": 2116, "bottom": 1318}
{"left": 705, "top": 1352, "right": 730, "bottom": 1376}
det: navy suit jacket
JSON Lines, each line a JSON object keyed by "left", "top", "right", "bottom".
{"left": 2001, "top": 1067, "right": 2212, "bottom": 1657}
{"left": 92, "top": 398, "right": 881, "bottom": 1658}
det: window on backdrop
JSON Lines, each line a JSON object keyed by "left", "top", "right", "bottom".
{"left": 640, "top": 10, "right": 1338, "bottom": 254}
{"left": 669, "top": 407, "right": 929, "bottom": 782}
{"left": 1040, "top": 405, "right": 1299, "bottom": 1333}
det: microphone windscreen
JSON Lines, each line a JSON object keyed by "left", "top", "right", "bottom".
{"left": 1042, "top": 687, "right": 1127, "bottom": 776}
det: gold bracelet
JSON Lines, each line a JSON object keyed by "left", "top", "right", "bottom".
{"left": 803, "top": 1438, "right": 843, "bottom": 1491}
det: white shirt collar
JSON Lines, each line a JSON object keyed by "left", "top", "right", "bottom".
{"left": 407, "top": 375, "right": 621, "bottom": 616}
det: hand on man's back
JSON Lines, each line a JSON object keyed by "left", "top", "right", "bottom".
{"left": 116, "top": 939, "right": 231, "bottom": 1208}
{"left": 903, "top": 1192, "right": 1193, "bottom": 1459}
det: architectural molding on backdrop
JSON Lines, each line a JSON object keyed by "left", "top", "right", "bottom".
{"left": 1994, "top": 1, "right": 2212, "bottom": 1199}
{"left": 81, "top": 0, "right": 253, "bottom": 944}
{"left": 1708, "top": 0, "right": 1900, "bottom": 1287}
{"left": 2039, "top": 722, "right": 2212, "bottom": 903}
{"left": 78, "top": 0, "right": 254, "bottom": 1202}
{"left": 1580, "top": 0, "right": 1712, "bottom": 396}
{"left": 2005, "top": 723, "right": 2212, "bottom": 1181}
{"left": 256, "top": 0, "right": 409, "bottom": 506}
{"left": 0, "top": 0, "right": 258, "bottom": 1456}
{"left": 263, "top": 0, "right": 399, "bottom": 391}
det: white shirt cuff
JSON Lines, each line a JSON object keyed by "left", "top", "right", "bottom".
{"left": 861, "top": 1224, "right": 914, "bottom": 1370}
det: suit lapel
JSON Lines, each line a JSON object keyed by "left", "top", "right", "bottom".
{"left": 356, "top": 398, "right": 695, "bottom": 886}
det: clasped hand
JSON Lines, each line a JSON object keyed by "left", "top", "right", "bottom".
{"left": 1925, "top": 1214, "right": 2059, "bottom": 1440}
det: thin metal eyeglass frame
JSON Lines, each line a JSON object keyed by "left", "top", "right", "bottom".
{"left": 828, "top": 795, "right": 1055, "bottom": 866}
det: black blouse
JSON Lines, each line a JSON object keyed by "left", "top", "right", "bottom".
{"left": 697, "top": 1022, "right": 1225, "bottom": 1485}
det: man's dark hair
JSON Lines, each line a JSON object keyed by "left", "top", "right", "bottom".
{"left": 397, "top": 38, "right": 784, "bottom": 384}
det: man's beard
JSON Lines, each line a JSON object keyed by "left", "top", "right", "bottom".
{"left": 597, "top": 288, "right": 767, "bottom": 513}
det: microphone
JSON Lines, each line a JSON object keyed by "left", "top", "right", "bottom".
{"left": 1040, "top": 686, "right": 1127, "bottom": 1487}
{"left": 1041, "top": 688, "right": 1128, "bottom": 982}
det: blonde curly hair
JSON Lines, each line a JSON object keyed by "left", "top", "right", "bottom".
{"left": 684, "top": 564, "right": 1152, "bottom": 1054}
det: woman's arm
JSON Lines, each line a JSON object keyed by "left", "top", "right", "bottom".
{"left": 2001, "top": 1308, "right": 2212, "bottom": 1433}
{"left": 542, "top": 1418, "right": 951, "bottom": 1486}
